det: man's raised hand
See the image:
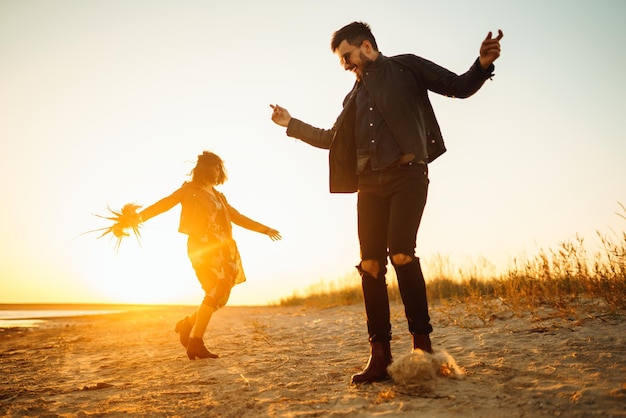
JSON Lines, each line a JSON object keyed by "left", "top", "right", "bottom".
{"left": 479, "top": 29, "right": 503, "bottom": 69}
{"left": 270, "top": 104, "right": 292, "bottom": 128}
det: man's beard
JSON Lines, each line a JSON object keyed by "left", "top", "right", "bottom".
{"left": 355, "top": 52, "right": 375, "bottom": 81}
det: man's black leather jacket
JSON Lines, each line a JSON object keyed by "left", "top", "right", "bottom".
{"left": 286, "top": 54, "right": 494, "bottom": 193}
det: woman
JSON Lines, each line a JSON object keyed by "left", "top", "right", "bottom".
{"left": 101, "top": 151, "right": 281, "bottom": 359}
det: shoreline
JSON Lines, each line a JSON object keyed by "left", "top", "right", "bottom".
{"left": 0, "top": 303, "right": 182, "bottom": 329}
{"left": 0, "top": 302, "right": 197, "bottom": 311}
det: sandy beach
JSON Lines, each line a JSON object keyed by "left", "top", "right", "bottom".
{"left": 1, "top": 301, "right": 624, "bottom": 417}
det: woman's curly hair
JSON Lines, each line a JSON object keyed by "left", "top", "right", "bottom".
{"left": 190, "top": 151, "right": 227, "bottom": 185}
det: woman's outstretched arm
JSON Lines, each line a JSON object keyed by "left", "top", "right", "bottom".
{"left": 139, "top": 187, "right": 184, "bottom": 222}
{"left": 227, "top": 204, "right": 281, "bottom": 241}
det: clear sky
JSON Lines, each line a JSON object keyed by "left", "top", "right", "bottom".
{"left": 1, "top": 0, "right": 625, "bottom": 306}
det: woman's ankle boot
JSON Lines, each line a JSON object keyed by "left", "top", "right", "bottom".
{"left": 175, "top": 317, "right": 193, "bottom": 348}
{"left": 351, "top": 341, "right": 392, "bottom": 384}
{"left": 186, "top": 337, "right": 219, "bottom": 360}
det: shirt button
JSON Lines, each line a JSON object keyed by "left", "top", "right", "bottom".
{"left": 369, "top": 107, "right": 373, "bottom": 111}
{"left": 369, "top": 123, "right": 373, "bottom": 127}
{"left": 371, "top": 139, "right": 375, "bottom": 143}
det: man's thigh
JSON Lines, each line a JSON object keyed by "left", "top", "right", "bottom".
{"left": 357, "top": 191, "right": 390, "bottom": 261}
{"left": 388, "top": 169, "right": 429, "bottom": 256}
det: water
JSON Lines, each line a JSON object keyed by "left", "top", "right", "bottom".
{"left": 0, "top": 306, "right": 123, "bottom": 328}
{"left": 0, "top": 318, "right": 46, "bottom": 328}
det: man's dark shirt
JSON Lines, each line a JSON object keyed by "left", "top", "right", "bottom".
{"left": 354, "top": 69, "right": 403, "bottom": 174}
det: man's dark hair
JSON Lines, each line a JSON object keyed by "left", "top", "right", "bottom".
{"left": 330, "top": 21, "right": 378, "bottom": 52}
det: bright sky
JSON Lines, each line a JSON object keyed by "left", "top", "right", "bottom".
{"left": 1, "top": 0, "right": 625, "bottom": 306}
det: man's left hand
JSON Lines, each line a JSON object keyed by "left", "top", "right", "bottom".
{"left": 479, "top": 29, "right": 503, "bottom": 70}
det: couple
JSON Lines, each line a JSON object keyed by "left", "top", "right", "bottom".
{"left": 112, "top": 21, "right": 503, "bottom": 385}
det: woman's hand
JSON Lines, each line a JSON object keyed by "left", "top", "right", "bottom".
{"left": 265, "top": 228, "right": 282, "bottom": 241}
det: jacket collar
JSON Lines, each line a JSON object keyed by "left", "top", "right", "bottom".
{"left": 363, "top": 53, "right": 386, "bottom": 72}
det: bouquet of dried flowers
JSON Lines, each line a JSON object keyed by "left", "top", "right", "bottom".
{"left": 92, "top": 203, "right": 143, "bottom": 252}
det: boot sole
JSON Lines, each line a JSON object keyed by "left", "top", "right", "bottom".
{"left": 350, "top": 373, "right": 391, "bottom": 384}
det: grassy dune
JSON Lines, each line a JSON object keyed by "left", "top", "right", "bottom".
{"left": 278, "top": 207, "right": 626, "bottom": 321}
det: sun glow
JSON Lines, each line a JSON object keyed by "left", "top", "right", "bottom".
{"left": 74, "top": 184, "right": 299, "bottom": 307}
{"left": 79, "top": 225, "right": 200, "bottom": 305}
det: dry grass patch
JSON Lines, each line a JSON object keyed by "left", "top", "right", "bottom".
{"left": 277, "top": 207, "right": 626, "bottom": 322}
